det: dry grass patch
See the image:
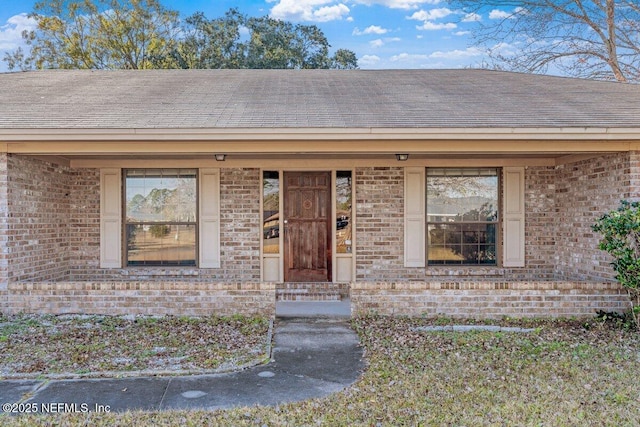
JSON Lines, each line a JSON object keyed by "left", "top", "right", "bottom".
{"left": 0, "top": 314, "right": 270, "bottom": 377}
{"left": 2, "top": 316, "right": 640, "bottom": 426}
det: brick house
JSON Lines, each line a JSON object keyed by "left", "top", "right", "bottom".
{"left": 0, "top": 69, "right": 638, "bottom": 318}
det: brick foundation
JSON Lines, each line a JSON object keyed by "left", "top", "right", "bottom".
{"left": 276, "top": 282, "right": 350, "bottom": 301}
{"left": 4, "top": 282, "right": 276, "bottom": 317}
{"left": 351, "top": 281, "right": 628, "bottom": 318}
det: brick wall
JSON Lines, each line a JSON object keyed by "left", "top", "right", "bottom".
{"left": 1, "top": 162, "right": 271, "bottom": 317}
{"left": 218, "top": 168, "right": 261, "bottom": 281}
{"left": 0, "top": 154, "right": 8, "bottom": 288}
{"left": 0, "top": 154, "right": 7, "bottom": 313}
{"left": 67, "top": 167, "right": 262, "bottom": 282}
{"left": 351, "top": 281, "right": 628, "bottom": 318}
{"left": 355, "top": 166, "right": 561, "bottom": 282}
{"left": 5, "top": 281, "right": 275, "bottom": 316}
{"left": 353, "top": 161, "right": 640, "bottom": 284}
{"left": 7, "top": 155, "right": 71, "bottom": 282}
{"left": 0, "top": 156, "right": 635, "bottom": 318}
{"left": 554, "top": 153, "right": 631, "bottom": 281}
{"left": 355, "top": 167, "right": 423, "bottom": 281}
{"left": 69, "top": 168, "right": 101, "bottom": 278}
{"left": 520, "top": 166, "right": 557, "bottom": 279}
{"left": 14, "top": 161, "right": 623, "bottom": 286}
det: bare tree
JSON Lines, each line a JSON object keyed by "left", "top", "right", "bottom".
{"left": 450, "top": 0, "right": 640, "bottom": 82}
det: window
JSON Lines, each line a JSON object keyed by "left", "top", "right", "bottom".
{"left": 262, "top": 171, "right": 280, "bottom": 254}
{"left": 124, "top": 169, "right": 197, "bottom": 266}
{"left": 427, "top": 168, "right": 499, "bottom": 265}
{"left": 336, "top": 171, "right": 353, "bottom": 254}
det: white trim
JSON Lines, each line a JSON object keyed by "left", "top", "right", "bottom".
{"left": 332, "top": 170, "right": 337, "bottom": 282}
{"left": 260, "top": 170, "right": 283, "bottom": 282}
{"left": 334, "top": 169, "right": 355, "bottom": 282}
{"left": 2, "top": 126, "right": 640, "bottom": 142}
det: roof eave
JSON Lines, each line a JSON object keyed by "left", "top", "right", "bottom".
{"left": 1, "top": 127, "right": 640, "bottom": 142}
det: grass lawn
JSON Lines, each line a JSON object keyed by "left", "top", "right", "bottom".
{"left": 2, "top": 315, "right": 639, "bottom": 426}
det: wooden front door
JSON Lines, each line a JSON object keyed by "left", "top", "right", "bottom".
{"left": 284, "top": 172, "right": 332, "bottom": 282}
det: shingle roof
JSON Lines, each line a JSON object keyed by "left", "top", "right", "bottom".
{"left": 1, "top": 69, "right": 639, "bottom": 129}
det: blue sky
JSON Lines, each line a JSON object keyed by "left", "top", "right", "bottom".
{"left": 0, "top": 0, "right": 520, "bottom": 71}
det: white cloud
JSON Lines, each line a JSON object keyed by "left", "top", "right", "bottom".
{"left": 488, "top": 9, "right": 511, "bottom": 20}
{"left": 359, "top": 54, "right": 380, "bottom": 66}
{"left": 390, "top": 52, "right": 429, "bottom": 62}
{"left": 453, "top": 30, "right": 470, "bottom": 36}
{"left": 409, "top": 8, "right": 453, "bottom": 21}
{"left": 0, "top": 13, "right": 37, "bottom": 51}
{"left": 462, "top": 12, "right": 481, "bottom": 22}
{"left": 429, "top": 46, "right": 483, "bottom": 59}
{"left": 353, "top": 25, "right": 389, "bottom": 36}
{"left": 369, "top": 37, "right": 402, "bottom": 47}
{"left": 416, "top": 21, "right": 456, "bottom": 30}
{"left": 353, "top": 0, "right": 441, "bottom": 10}
{"left": 270, "top": 0, "right": 350, "bottom": 22}
{"left": 408, "top": 7, "right": 456, "bottom": 31}
{"left": 313, "top": 4, "right": 350, "bottom": 21}
{"left": 488, "top": 7, "right": 527, "bottom": 20}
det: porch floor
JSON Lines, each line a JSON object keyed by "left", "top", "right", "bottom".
{"left": 276, "top": 298, "right": 351, "bottom": 318}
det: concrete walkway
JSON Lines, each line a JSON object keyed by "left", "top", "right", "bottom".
{"left": 0, "top": 317, "right": 363, "bottom": 413}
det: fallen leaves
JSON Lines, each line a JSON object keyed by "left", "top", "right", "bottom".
{"left": 0, "top": 314, "right": 269, "bottom": 377}
{"left": 2, "top": 315, "right": 640, "bottom": 426}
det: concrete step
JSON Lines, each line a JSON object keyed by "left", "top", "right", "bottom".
{"left": 276, "top": 283, "right": 350, "bottom": 302}
{"left": 276, "top": 290, "right": 342, "bottom": 301}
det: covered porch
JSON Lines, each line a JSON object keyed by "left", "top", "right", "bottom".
{"left": 1, "top": 70, "right": 639, "bottom": 318}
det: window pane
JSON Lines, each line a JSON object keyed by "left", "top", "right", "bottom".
{"left": 428, "top": 213, "right": 497, "bottom": 265}
{"left": 427, "top": 169, "right": 498, "bottom": 222}
{"left": 263, "top": 171, "right": 280, "bottom": 254}
{"left": 126, "top": 224, "right": 196, "bottom": 266}
{"left": 125, "top": 169, "right": 197, "bottom": 267}
{"left": 336, "top": 171, "right": 352, "bottom": 254}
{"left": 428, "top": 224, "right": 463, "bottom": 264}
{"left": 126, "top": 169, "right": 196, "bottom": 223}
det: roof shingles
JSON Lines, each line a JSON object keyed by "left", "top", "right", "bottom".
{"left": 1, "top": 69, "right": 639, "bottom": 129}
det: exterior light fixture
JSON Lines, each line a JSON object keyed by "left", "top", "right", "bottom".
{"left": 215, "top": 154, "right": 226, "bottom": 161}
{"left": 395, "top": 154, "right": 409, "bottom": 161}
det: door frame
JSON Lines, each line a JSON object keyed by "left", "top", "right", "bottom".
{"left": 260, "top": 168, "right": 355, "bottom": 283}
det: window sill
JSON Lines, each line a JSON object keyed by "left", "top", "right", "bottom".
{"left": 425, "top": 267, "right": 505, "bottom": 277}
{"left": 119, "top": 268, "right": 200, "bottom": 278}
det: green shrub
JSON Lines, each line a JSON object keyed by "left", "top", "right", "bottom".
{"left": 592, "top": 200, "right": 640, "bottom": 329}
